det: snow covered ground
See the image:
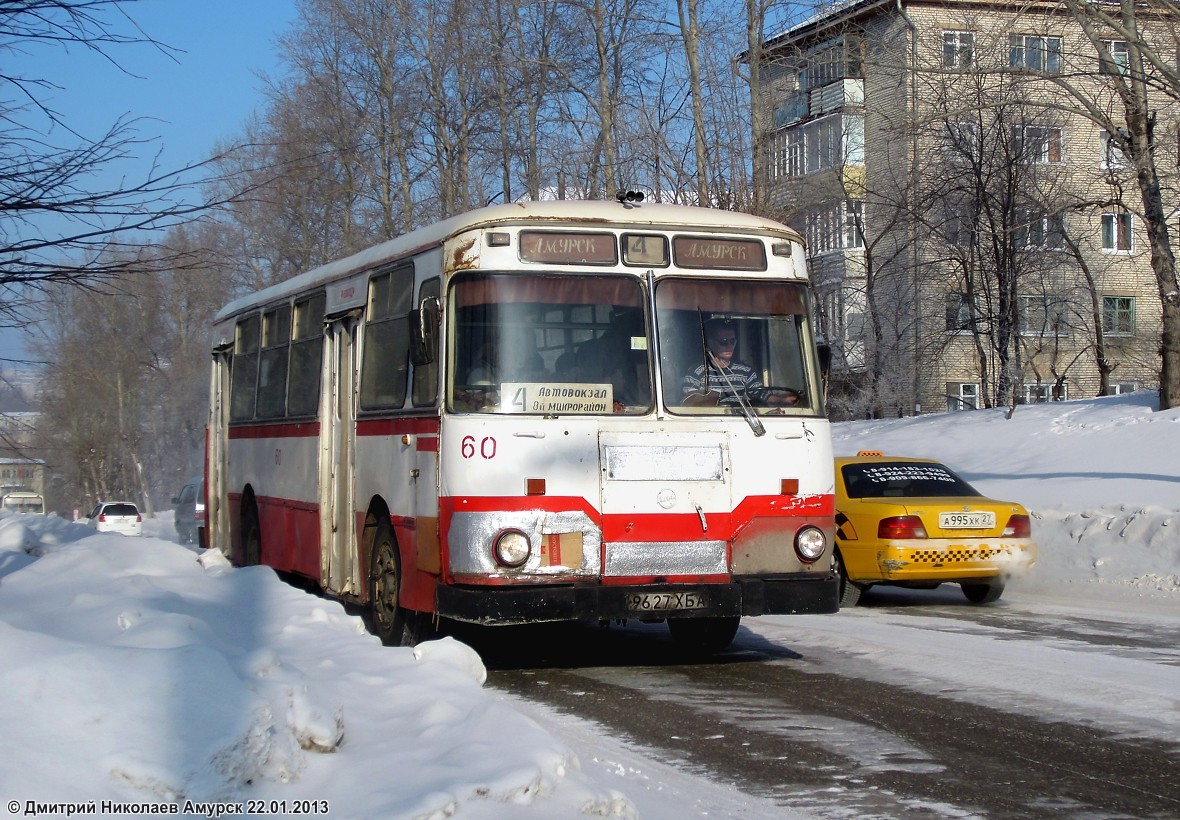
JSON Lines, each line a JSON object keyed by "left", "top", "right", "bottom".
{"left": 0, "top": 392, "right": 1176, "bottom": 819}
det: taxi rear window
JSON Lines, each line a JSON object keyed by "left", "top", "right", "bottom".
{"left": 841, "top": 462, "right": 980, "bottom": 499}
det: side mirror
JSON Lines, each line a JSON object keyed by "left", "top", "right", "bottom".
{"left": 410, "top": 296, "right": 440, "bottom": 366}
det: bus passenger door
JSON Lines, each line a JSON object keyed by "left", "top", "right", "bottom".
{"left": 320, "top": 316, "right": 359, "bottom": 595}
{"left": 206, "top": 345, "right": 232, "bottom": 555}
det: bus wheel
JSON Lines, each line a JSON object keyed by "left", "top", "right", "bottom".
{"left": 667, "top": 616, "right": 740, "bottom": 654}
{"left": 962, "top": 581, "right": 1004, "bottom": 604}
{"left": 242, "top": 503, "right": 261, "bottom": 566}
{"left": 369, "top": 520, "right": 409, "bottom": 646}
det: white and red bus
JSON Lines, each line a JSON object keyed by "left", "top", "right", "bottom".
{"left": 206, "top": 200, "right": 837, "bottom": 651}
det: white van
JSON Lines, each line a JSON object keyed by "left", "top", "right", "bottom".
{"left": 2, "top": 491, "right": 44, "bottom": 515}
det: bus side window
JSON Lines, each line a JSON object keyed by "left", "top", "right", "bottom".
{"left": 257, "top": 304, "right": 292, "bottom": 418}
{"left": 288, "top": 293, "right": 326, "bottom": 417}
{"left": 230, "top": 314, "right": 261, "bottom": 421}
{"left": 360, "top": 264, "right": 414, "bottom": 409}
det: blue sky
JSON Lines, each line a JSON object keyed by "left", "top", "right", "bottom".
{"left": 3, "top": 0, "right": 298, "bottom": 362}
{"left": 35, "top": 0, "right": 298, "bottom": 174}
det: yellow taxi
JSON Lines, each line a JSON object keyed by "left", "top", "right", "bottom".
{"left": 833, "top": 452, "right": 1035, "bottom": 607}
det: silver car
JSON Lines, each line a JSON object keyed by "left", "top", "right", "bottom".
{"left": 87, "top": 501, "right": 143, "bottom": 537}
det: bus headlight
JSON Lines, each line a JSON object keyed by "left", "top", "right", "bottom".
{"left": 493, "top": 529, "right": 531, "bottom": 568}
{"left": 794, "top": 526, "right": 827, "bottom": 563}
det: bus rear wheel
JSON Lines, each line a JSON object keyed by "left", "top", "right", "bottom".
{"left": 242, "top": 503, "right": 261, "bottom": 566}
{"left": 369, "top": 520, "right": 409, "bottom": 646}
{"left": 667, "top": 616, "right": 740, "bottom": 654}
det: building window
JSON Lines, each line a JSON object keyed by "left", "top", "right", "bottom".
{"left": 1110, "top": 382, "right": 1138, "bottom": 395}
{"left": 943, "top": 31, "right": 974, "bottom": 67}
{"left": 947, "top": 208, "right": 978, "bottom": 247}
{"left": 943, "top": 120, "right": 980, "bottom": 161}
{"left": 768, "top": 130, "right": 787, "bottom": 180}
{"left": 773, "top": 94, "right": 808, "bottom": 128}
{"left": 844, "top": 200, "right": 864, "bottom": 248}
{"left": 1014, "top": 211, "right": 1065, "bottom": 249}
{"left": 817, "top": 286, "right": 865, "bottom": 345}
{"left": 1011, "top": 125, "right": 1063, "bottom": 163}
{"left": 1101, "top": 212, "right": 1133, "bottom": 251}
{"left": 947, "top": 382, "right": 979, "bottom": 411}
{"left": 1102, "top": 295, "right": 1135, "bottom": 335}
{"left": 803, "top": 39, "right": 863, "bottom": 90}
{"left": 768, "top": 128, "right": 805, "bottom": 180}
{"left": 774, "top": 115, "right": 864, "bottom": 180}
{"left": 844, "top": 115, "right": 865, "bottom": 164}
{"left": 1100, "top": 39, "right": 1128, "bottom": 75}
{"left": 1018, "top": 294, "right": 1068, "bottom": 335}
{"left": 946, "top": 292, "right": 977, "bottom": 333}
{"left": 818, "top": 288, "right": 842, "bottom": 342}
{"left": 1010, "top": 34, "right": 1062, "bottom": 73}
{"left": 806, "top": 200, "right": 864, "bottom": 254}
{"left": 1023, "top": 383, "right": 1065, "bottom": 403}
{"left": 1101, "top": 131, "right": 1129, "bottom": 169}
{"left": 806, "top": 117, "right": 839, "bottom": 172}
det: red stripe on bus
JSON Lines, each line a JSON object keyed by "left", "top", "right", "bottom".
{"left": 440, "top": 493, "right": 834, "bottom": 543}
{"left": 356, "top": 417, "right": 441, "bottom": 436}
{"left": 228, "top": 421, "right": 321, "bottom": 439}
{"left": 357, "top": 417, "right": 440, "bottom": 451}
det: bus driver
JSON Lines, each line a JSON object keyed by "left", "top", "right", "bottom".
{"left": 681, "top": 318, "right": 799, "bottom": 408}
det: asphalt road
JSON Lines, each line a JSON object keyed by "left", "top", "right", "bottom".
{"left": 473, "top": 598, "right": 1180, "bottom": 819}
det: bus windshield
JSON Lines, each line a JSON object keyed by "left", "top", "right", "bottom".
{"left": 449, "top": 273, "right": 652, "bottom": 414}
{"left": 656, "top": 278, "right": 814, "bottom": 415}
{"left": 448, "top": 273, "right": 815, "bottom": 417}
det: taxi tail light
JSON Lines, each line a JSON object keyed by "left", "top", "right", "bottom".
{"left": 1003, "top": 514, "right": 1031, "bottom": 537}
{"left": 878, "top": 516, "right": 927, "bottom": 539}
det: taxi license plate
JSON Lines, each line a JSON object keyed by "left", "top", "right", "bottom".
{"left": 939, "top": 511, "right": 995, "bottom": 529}
{"left": 627, "top": 592, "right": 707, "bottom": 611}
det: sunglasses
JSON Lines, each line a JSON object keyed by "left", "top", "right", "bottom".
{"left": 712, "top": 336, "right": 737, "bottom": 347}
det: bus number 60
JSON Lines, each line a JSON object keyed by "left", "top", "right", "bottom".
{"left": 461, "top": 435, "right": 497, "bottom": 460}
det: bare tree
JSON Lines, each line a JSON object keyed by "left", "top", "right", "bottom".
{"left": 1032, "top": 0, "right": 1180, "bottom": 409}
{"left": 34, "top": 227, "right": 235, "bottom": 513}
{"left": 0, "top": 0, "right": 227, "bottom": 343}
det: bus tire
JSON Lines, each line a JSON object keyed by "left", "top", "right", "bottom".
{"left": 369, "top": 519, "right": 409, "bottom": 646}
{"left": 242, "top": 502, "right": 261, "bottom": 566}
{"left": 667, "top": 616, "right": 740, "bottom": 654}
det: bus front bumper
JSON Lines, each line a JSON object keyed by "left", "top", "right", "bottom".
{"left": 435, "top": 574, "right": 839, "bottom": 626}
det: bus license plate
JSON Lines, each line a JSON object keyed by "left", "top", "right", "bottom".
{"left": 939, "top": 511, "right": 995, "bottom": 529}
{"left": 628, "top": 592, "right": 707, "bottom": 611}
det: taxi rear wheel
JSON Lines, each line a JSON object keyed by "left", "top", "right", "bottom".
{"left": 835, "top": 551, "right": 862, "bottom": 608}
{"left": 961, "top": 581, "right": 1004, "bottom": 604}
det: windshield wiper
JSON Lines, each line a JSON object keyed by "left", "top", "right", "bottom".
{"left": 708, "top": 350, "right": 765, "bottom": 437}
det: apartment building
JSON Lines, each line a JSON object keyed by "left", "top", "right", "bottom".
{"left": 757, "top": 0, "right": 1168, "bottom": 416}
